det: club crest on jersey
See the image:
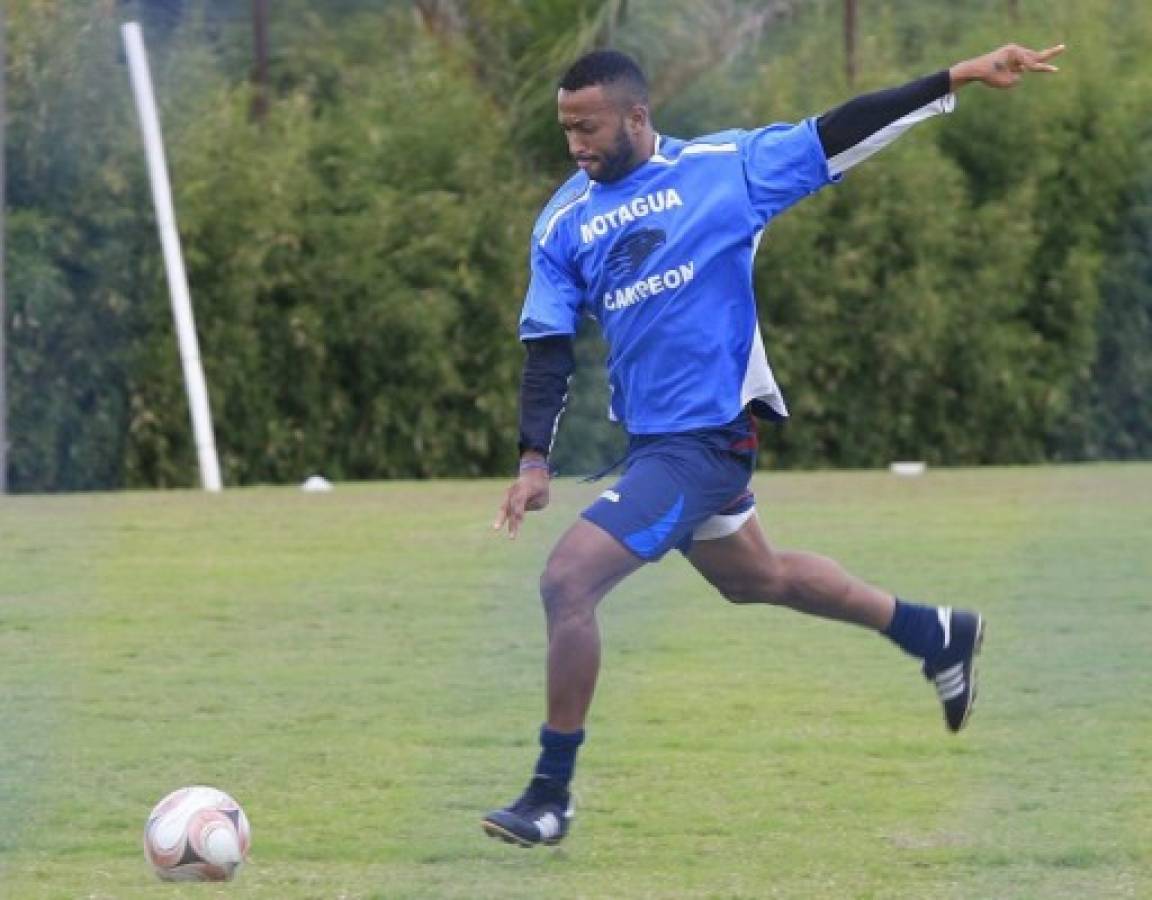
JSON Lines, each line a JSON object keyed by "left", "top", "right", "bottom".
{"left": 580, "top": 188, "right": 683, "bottom": 244}
{"left": 606, "top": 228, "right": 666, "bottom": 278}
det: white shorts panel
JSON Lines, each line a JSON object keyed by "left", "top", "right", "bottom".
{"left": 692, "top": 507, "right": 756, "bottom": 542}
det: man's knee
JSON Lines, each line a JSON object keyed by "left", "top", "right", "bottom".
{"left": 539, "top": 559, "right": 598, "bottom": 622}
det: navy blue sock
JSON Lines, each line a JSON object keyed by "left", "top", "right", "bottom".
{"left": 884, "top": 598, "right": 945, "bottom": 660}
{"left": 534, "top": 726, "right": 584, "bottom": 789}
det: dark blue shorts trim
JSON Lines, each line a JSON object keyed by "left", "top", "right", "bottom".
{"left": 581, "top": 413, "right": 757, "bottom": 561}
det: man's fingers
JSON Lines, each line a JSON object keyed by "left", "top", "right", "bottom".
{"left": 1026, "top": 52, "right": 1060, "bottom": 73}
{"left": 1022, "top": 43, "right": 1063, "bottom": 73}
{"left": 505, "top": 499, "right": 524, "bottom": 539}
{"left": 493, "top": 507, "right": 522, "bottom": 538}
{"left": 493, "top": 487, "right": 526, "bottom": 538}
{"left": 492, "top": 490, "right": 515, "bottom": 531}
{"left": 493, "top": 477, "right": 550, "bottom": 538}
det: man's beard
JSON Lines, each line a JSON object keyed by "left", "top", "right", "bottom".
{"left": 592, "top": 125, "right": 641, "bottom": 183}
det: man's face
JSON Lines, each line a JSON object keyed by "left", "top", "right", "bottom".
{"left": 557, "top": 84, "right": 647, "bottom": 183}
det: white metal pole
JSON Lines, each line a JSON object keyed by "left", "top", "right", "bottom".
{"left": 121, "top": 21, "right": 222, "bottom": 492}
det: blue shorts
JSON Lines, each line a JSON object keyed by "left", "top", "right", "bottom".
{"left": 581, "top": 413, "right": 758, "bottom": 561}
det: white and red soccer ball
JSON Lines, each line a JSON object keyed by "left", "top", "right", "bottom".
{"left": 143, "top": 785, "right": 251, "bottom": 882}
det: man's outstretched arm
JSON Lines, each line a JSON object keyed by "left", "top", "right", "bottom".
{"left": 817, "top": 43, "right": 1064, "bottom": 174}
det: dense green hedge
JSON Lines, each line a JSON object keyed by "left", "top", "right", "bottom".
{"left": 6, "top": 0, "right": 1151, "bottom": 490}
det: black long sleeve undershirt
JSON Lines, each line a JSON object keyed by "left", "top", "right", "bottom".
{"left": 518, "top": 336, "right": 575, "bottom": 457}
{"left": 816, "top": 69, "right": 951, "bottom": 158}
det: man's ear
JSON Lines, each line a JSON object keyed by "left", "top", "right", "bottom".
{"left": 627, "top": 103, "right": 649, "bottom": 133}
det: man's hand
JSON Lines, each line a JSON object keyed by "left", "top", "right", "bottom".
{"left": 493, "top": 464, "right": 551, "bottom": 539}
{"left": 950, "top": 43, "right": 1065, "bottom": 91}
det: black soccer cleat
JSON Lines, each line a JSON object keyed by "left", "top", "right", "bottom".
{"left": 923, "top": 607, "right": 985, "bottom": 733}
{"left": 481, "top": 776, "right": 574, "bottom": 847}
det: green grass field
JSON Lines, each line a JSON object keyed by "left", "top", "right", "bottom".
{"left": 1, "top": 464, "right": 1149, "bottom": 899}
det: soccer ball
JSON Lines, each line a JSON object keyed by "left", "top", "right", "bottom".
{"left": 143, "top": 785, "right": 251, "bottom": 882}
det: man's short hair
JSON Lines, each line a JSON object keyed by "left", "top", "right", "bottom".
{"left": 558, "top": 50, "right": 649, "bottom": 105}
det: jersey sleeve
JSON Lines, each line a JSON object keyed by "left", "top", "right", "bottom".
{"left": 739, "top": 118, "right": 836, "bottom": 224}
{"left": 518, "top": 233, "right": 586, "bottom": 340}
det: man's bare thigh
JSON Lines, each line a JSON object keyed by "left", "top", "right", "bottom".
{"left": 686, "top": 513, "right": 778, "bottom": 602}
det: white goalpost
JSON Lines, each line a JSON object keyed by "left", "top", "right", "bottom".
{"left": 121, "top": 21, "right": 222, "bottom": 492}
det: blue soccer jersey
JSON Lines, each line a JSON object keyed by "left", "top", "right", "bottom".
{"left": 519, "top": 118, "right": 836, "bottom": 435}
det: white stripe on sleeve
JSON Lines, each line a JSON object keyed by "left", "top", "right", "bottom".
{"left": 827, "top": 95, "right": 956, "bottom": 176}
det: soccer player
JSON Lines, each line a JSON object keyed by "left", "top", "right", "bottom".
{"left": 482, "top": 42, "right": 1064, "bottom": 847}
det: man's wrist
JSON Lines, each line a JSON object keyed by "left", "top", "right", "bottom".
{"left": 949, "top": 57, "right": 989, "bottom": 91}
{"left": 518, "top": 453, "right": 550, "bottom": 477}
{"left": 948, "top": 60, "right": 976, "bottom": 91}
